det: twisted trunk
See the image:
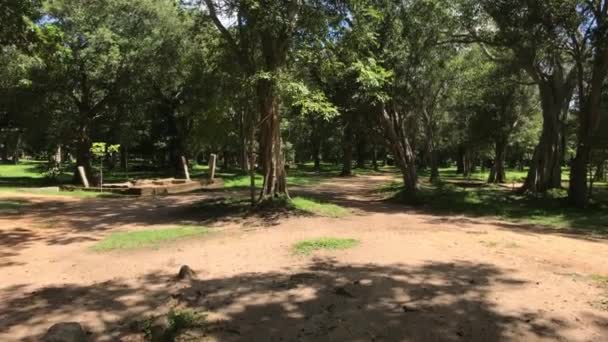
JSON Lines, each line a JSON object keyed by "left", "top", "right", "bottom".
{"left": 488, "top": 139, "right": 507, "bottom": 184}
{"left": 379, "top": 105, "right": 418, "bottom": 194}
{"left": 258, "top": 77, "right": 288, "bottom": 201}
{"left": 521, "top": 81, "right": 568, "bottom": 192}
{"left": 568, "top": 45, "right": 608, "bottom": 207}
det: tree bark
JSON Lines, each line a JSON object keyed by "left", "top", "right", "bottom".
{"left": 341, "top": 117, "right": 353, "bottom": 176}
{"left": 428, "top": 141, "right": 439, "bottom": 183}
{"left": 355, "top": 135, "right": 366, "bottom": 169}
{"left": 520, "top": 81, "right": 568, "bottom": 193}
{"left": 120, "top": 144, "right": 128, "bottom": 172}
{"left": 568, "top": 45, "right": 608, "bottom": 207}
{"left": 74, "top": 126, "right": 92, "bottom": 184}
{"left": 372, "top": 147, "right": 378, "bottom": 171}
{"left": 488, "top": 139, "right": 507, "bottom": 184}
{"left": 257, "top": 77, "right": 288, "bottom": 201}
{"left": 456, "top": 146, "right": 465, "bottom": 174}
{"left": 379, "top": 106, "right": 418, "bottom": 194}
{"left": 239, "top": 108, "right": 250, "bottom": 171}
{"left": 594, "top": 160, "right": 606, "bottom": 182}
{"left": 312, "top": 140, "right": 321, "bottom": 172}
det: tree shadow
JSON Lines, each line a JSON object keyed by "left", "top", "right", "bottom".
{"left": 1, "top": 260, "right": 599, "bottom": 341}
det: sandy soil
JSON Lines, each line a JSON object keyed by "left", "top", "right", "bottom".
{"left": 1, "top": 175, "right": 607, "bottom": 341}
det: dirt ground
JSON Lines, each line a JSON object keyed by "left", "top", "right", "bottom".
{"left": 1, "top": 175, "right": 608, "bottom": 341}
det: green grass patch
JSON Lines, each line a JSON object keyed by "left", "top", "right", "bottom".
{"left": 591, "top": 274, "right": 608, "bottom": 287}
{"left": 384, "top": 177, "right": 608, "bottom": 234}
{"left": 291, "top": 197, "right": 350, "bottom": 217}
{"left": 293, "top": 237, "right": 359, "bottom": 255}
{"left": 0, "top": 161, "right": 47, "bottom": 179}
{"left": 140, "top": 308, "right": 206, "bottom": 340}
{"left": 92, "top": 226, "right": 209, "bottom": 251}
{"left": 0, "top": 199, "right": 27, "bottom": 213}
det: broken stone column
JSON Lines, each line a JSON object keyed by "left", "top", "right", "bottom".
{"left": 208, "top": 153, "right": 217, "bottom": 181}
{"left": 77, "top": 166, "right": 89, "bottom": 188}
{"left": 181, "top": 156, "right": 190, "bottom": 181}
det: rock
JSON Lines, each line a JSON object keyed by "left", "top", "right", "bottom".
{"left": 43, "top": 322, "right": 87, "bottom": 342}
{"left": 177, "top": 265, "right": 195, "bottom": 280}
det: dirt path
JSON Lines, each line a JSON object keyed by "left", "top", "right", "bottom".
{"left": 1, "top": 175, "right": 607, "bottom": 341}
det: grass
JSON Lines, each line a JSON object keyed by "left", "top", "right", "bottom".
{"left": 291, "top": 197, "right": 350, "bottom": 217}
{"left": 293, "top": 237, "right": 359, "bottom": 255}
{"left": 0, "top": 161, "right": 48, "bottom": 179}
{"left": 141, "top": 308, "right": 206, "bottom": 340}
{"left": 0, "top": 199, "right": 27, "bottom": 213}
{"left": 92, "top": 225, "right": 209, "bottom": 251}
{"left": 590, "top": 274, "right": 608, "bottom": 311}
{"left": 591, "top": 274, "right": 608, "bottom": 287}
{"left": 220, "top": 168, "right": 330, "bottom": 189}
{"left": 166, "top": 309, "right": 206, "bottom": 334}
{"left": 382, "top": 168, "right": 608, "bottom": 234}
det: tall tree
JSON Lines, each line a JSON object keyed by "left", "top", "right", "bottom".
{"left": 472, "top": 0, "right": 578, "bottom": 193}
{"left": 568, "top": 1, "right": 608, "bottom": 206}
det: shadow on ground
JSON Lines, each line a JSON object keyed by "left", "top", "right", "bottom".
{"left": 2, "top": 259, "right": 601, "bottom": 341}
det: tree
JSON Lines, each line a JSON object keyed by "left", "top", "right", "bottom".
{"left": 38, "top": 0, "right": 188, "bottom": 181}
{"left": 567, "top": 1, "right": 608, "bottom": 206}
{"left": 471, "top": 0, "right": 578, "bottom": 193}
{"left": 0, "top": 0, "right": 40, "bottom": 48}
{"left": 204, "top": 0, "right": 335, "bottom": 202}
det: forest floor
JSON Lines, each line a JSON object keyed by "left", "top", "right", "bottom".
{"left": 1, "top": 172, "right": 608, "bottom": 341}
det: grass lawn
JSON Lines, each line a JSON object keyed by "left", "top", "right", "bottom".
{"left": 92, "top": 225, "right": 210, "bottom": 251}
{"left": 293, "top": 237, "right": 359, "bottom": 255}
{"left": 291, "top": 197, "right": 350, "bottom": 217}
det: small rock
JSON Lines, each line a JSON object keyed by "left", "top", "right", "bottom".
{"left": 334, "top": 286, "right": 355, "bottom": 298}
{"left": 402, "top": 305, "right": 418, "bottom": 313}
{"left": 177, "top": 265, "right": 195, "bottom": 280}
{"left": 43, "top": 322, "right": 87, "bottom": 342}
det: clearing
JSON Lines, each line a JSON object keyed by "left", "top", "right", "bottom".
{"left": 1, "top": 171, "right": 608, "bottom": 341}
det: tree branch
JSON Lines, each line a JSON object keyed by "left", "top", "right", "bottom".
{"left": 203, "top": 0, "right": 238, "bottom": 53}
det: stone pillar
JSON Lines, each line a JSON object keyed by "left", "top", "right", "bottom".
{"left": 181, "top": 156, "right": 190, "bottom": 181}
{"left": 77, "top": 166, "right": 89, "bottom": 188}
{"left": 209, "top": 153, "right": 217, "bottom": 181}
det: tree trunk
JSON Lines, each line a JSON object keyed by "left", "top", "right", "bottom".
{"left": 568, "top": 143, "right": 591, "bottom": 206}
{"left": 372, "top": 147, "right": 378, "bottom": 171}
{"left": 340, "top": 117, "right": 353, "bottom": 176}
{"left": 355, "top": 135, "right": 366, "bottom": 169}
{"left": 456, "top": 145, "right": 465, "bottom": 174}
{"left": 257, "top": 78, "right": 288, "bottom": 201}
{"left": 463, "top": 148, "right": 472, "bottom": 177}
{"left": 120, "top": 145, "right": 128, "bottom": 172}
{"left": 568, "top": 47, "right": 608, "bottom": 207}
{"left": 239, "top": 108, "right": 249, "bottom": 172}
{"left": 74, "top": 127, "right": 92, "bottom": 184}
{"left": 379, "top": 106, "right": 418, "bottom": 194}
{"left": 488, "top": 139, "right": 507, "bottom": 184}
{"left": 312, "top": 140, "right": 321, "bottom": 172}
{"left": 428, "top": 140, "right": 439, "bottom": 183}
{"left": 594, "top": 160, "right": 606, "bottom": 182}
{"left": 520, "top": 83, "right": 565, "bottom": 193}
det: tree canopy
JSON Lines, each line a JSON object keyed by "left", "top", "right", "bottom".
{"left": 1, "top": 0, "right": 607, "bottom": 206}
